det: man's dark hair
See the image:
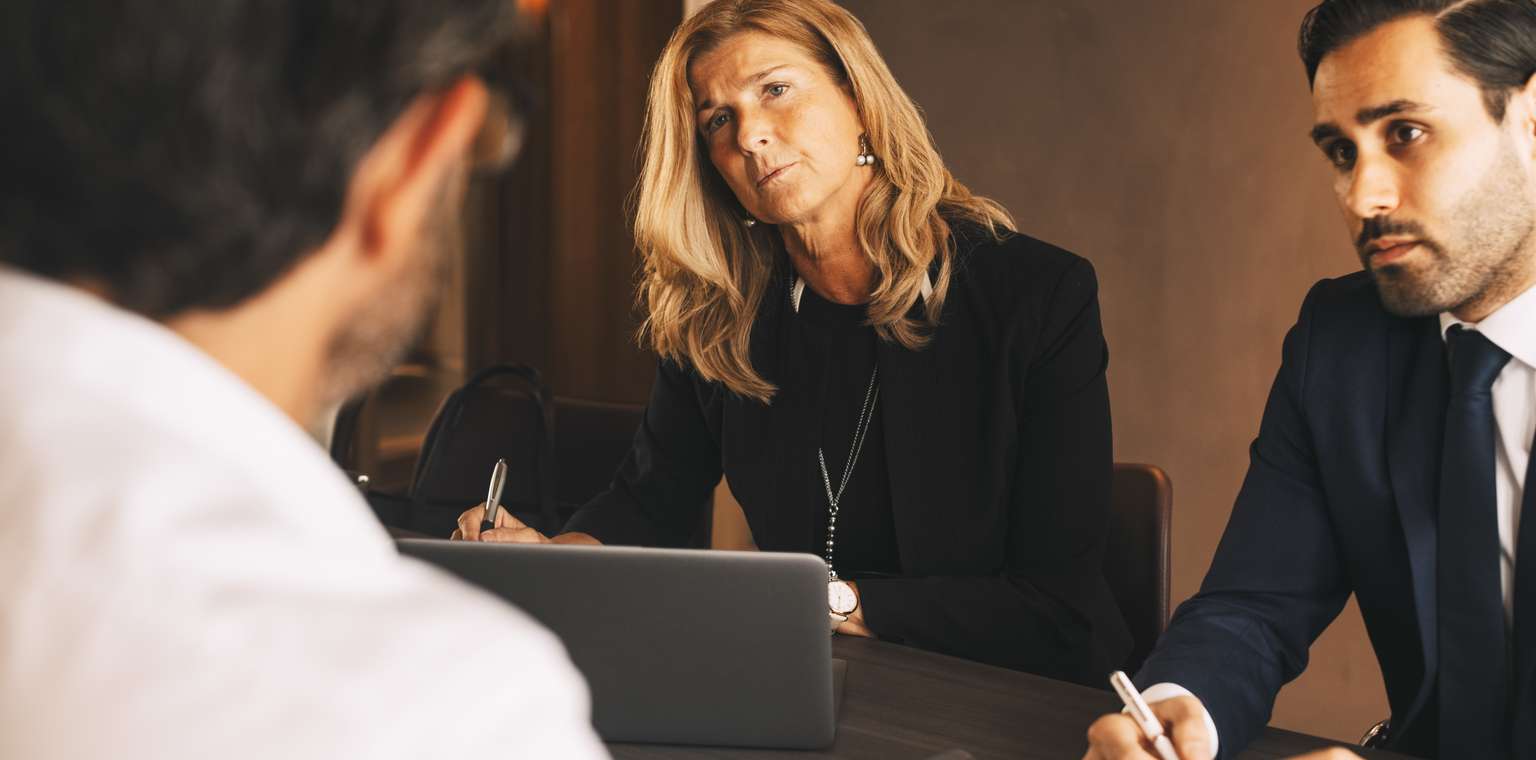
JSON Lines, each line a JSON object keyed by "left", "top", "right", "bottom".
{"left": 0, "top": 0, "right": 517, "bottom": 317}
{"left": 1300, "top": 0, "right": 1536, "bottom": 122}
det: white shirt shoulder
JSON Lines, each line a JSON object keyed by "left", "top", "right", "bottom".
{"left": 0, "top": 271, "right": 607, "bottom": 759}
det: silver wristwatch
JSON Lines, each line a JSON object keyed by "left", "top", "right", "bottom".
{"left": 828, "top": 579, "right": 857, "bottom": 634}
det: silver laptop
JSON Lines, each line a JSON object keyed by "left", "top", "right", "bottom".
{"left": 396, "top": 540, "right": 842, "bottom": 748}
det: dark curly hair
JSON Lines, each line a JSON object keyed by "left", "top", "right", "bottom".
{"left": 0, "top": 0, "right": 518, "bottom": 317}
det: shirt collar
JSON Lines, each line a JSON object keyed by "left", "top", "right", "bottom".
{"left": 1439, "top": 280, "right": 1536, "bottom": 369}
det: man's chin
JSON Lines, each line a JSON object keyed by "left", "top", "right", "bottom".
{"left": 1370, "top": 264, "right": 1455, "bottom": 318}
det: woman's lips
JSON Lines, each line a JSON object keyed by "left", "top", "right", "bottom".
{"left": 757, "top": 163, "right": 794, "bottom": 186}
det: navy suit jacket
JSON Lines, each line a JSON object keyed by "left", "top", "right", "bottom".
{"left": 1137, "top": 271, "right": 1536, "bottom": 758}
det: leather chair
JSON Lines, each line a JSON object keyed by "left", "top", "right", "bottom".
{"left": 333, "top": 374, "right": 714, "bottom": 545}
{"left": 1103, "top": 463, "right": 1173, "bottom": 676}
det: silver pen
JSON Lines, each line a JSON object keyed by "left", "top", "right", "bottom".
{"left": 480, "top": 458, "right": 507, "bottom": 533}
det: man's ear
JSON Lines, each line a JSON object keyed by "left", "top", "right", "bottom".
{"left": 340, "top": 75, "right": 489, "bottom": 267}
{"left": 1516, "top": 72, "right": 1536, "bottom": 155}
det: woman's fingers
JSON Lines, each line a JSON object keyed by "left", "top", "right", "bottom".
{"left": 493, "top": 505, "right": 522, "bottom": 529}
{"left": 456, "top": 503, "right": 521, "bottom": 539}
{"left": 457, "top": 504, "right": 535, "bottom": 542}
{"left": 455, "top": 503, "right": 488, "bottom": 541}
{"left": 479, "top": 525, "right": 552, "bottom": 544}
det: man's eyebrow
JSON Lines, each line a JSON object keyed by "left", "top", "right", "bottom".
{"left": 1309, "top": 100, "right": 1433, "bottom": 145}
{"left": 1356, "top": 99, "right": 1430, "bottom": 125}
{"left": 694, "top": 65, "right": 791, "bottom": 115}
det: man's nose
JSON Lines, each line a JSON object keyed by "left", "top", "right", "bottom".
{"left": 1343, "top": 152, "right": 1400, "bottom": 220}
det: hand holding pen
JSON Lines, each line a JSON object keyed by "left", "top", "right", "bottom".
{"left": 1082, "top": 673, "right": 1213, "bottom": 760}
{"left": 1109, "top": 672, "right": 1182, "bottom": 760}
{"left": 449, "top": 457, "right": 602, "bottom": 545}
{"left": 449, "top": 458, "right": 547, "bottom": 543}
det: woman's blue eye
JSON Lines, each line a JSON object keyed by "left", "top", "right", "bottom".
{"left": 710, "top": 113, "right": 729, "bottom": 130}
{"left": 768, "top": 85, "right": 787, "bottom": 96}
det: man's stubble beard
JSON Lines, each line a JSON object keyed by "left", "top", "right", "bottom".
{"left": 318, "top": 172, "right": 464, "bottom": 411}
{"left": 1365, "top": 133, "right": 1536, "bottom": 318}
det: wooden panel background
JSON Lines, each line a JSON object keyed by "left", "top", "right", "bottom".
{"left": 467, "top": 0, "right": 681, "bottom": 404}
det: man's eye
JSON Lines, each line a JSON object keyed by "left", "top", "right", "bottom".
{"left": 1327, "top": 141, "right": 1357, "bottom": 168}
{"left": 1390, "top": 125, "right": 1424, "bottom": 145}
{"left": 768, "top": 84, "right": 787, "bottom": 97}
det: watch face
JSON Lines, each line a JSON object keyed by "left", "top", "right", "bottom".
{"left": 828, "top": 581, "right": 857, "bottom": 615}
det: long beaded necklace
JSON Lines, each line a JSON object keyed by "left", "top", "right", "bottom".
{"left": 792, "top": 273, "right": 881, "bottom": 582}
{"left": 819, "top": 364, "right": 879, "bottom": 581}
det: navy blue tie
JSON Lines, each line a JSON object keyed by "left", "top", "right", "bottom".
{"left": 1439, "top": 324, "right": 1512, "bottom": 759}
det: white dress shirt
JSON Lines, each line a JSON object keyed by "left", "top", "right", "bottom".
{"left": 0, "top": 269, "right": 609, "bottom": 759}
{"left": 1144, "top": 282, "right": 1536, "bottom": 755}
{"left": 1439, "top": 282, "right": 1536, "bottom": 629}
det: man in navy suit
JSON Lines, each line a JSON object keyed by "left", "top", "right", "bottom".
{"left": 1085, "top": 1, "right": 1536, "bottom": 759}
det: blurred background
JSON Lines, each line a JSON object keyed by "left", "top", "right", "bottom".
{"left": 340, "top": 0, "right": 1383, "bottom": 742}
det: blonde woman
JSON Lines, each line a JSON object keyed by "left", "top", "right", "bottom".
{"left": 458, "top": 0, "right": 1132, "bottom": 686}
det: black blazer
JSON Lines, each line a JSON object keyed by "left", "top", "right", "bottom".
{"left": 1135, "top": 271, "right": 1536, "bottom": 759}
{"left": 565, "top": 228, "right": 1134, "bottom": 686}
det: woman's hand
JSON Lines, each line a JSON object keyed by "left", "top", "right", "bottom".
{"left": 835, "top": 581, "right": 877, "bottom": 638}
{"left": 451, "top": 504, "right": 602, "bottom": 545}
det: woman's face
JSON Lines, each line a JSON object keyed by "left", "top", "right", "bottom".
{"left": 689, "top": 31, "right": 868, "bottom": 227}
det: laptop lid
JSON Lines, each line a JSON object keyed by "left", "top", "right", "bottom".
{"left": 396, "top": 540, "right": 836, "bottom": 748}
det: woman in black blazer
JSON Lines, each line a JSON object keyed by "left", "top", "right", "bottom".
{"left": 456, "top": 0, "right": 1132, "bottom": 686}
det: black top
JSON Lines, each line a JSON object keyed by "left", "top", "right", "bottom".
{"left": 565, "top": 225, "right": 1134, "bottom": 687}
{"left": 794, "top": 283, "right": 901, "bottom": 577}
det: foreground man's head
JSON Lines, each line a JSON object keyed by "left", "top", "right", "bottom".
{"left": 1302, "top": 0, "right": 1536, "bottom": 321}
{"left": 0, "top": 0, "right": 523, "bottom": 424}
{"left": 0, "top": 4, "right": 614, "bottom": 759}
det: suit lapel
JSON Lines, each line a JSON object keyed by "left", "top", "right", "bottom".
{"left": 1384, "top": 317, "right": 1448, "bottom": 742}
{"left": 876, "top": 306, "right": 951, "bottom": 578}
{"left": 758, "top": 282, "right": 831, "bottom": 556}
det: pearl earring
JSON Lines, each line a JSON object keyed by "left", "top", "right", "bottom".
{"left": 856, "top": 134, "right": 877, "bottom": 167}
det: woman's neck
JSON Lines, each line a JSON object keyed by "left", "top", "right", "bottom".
{"left": 781, "top": 216, "right": 874, "bottom": 306}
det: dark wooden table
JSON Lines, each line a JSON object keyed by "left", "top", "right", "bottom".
{"left": 608, "top": 637, "right": 1406, "bottom": 760}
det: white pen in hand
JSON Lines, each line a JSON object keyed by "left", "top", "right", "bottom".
{"left": 481, "top": 458, "right": 507, "bottom": 535}
{"left": 1110, "top": 671, "right": 1181, "bottom": 760}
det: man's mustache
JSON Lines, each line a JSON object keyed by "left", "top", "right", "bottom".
{"left": 1356, "top": 216, "right": 1431, "bottom": 255}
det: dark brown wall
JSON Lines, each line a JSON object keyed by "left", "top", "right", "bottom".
{"left": 469, "top": 0, "right": 680, "bottom": 404}
{"left": 835, "top": 0, "right": 1386, "bottom": 741}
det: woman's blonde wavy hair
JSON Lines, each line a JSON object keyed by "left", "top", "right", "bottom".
{"left": 634, "top": 0, "right": 1013, "bottom": 402}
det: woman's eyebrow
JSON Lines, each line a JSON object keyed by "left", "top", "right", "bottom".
{"left": 746, "top": 64, "right": 790, "bottom": 85}
{"left": 695, "top": 65, "right": 793, "bottom": 114}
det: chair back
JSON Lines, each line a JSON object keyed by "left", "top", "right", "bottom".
{"left": 409, "top": 364, "right": 558, "bottom": 537}
{"left": 1104, "top": 462, "right": 1173, "bottom": 675}
{"left": 549, "top": 398, "right": 713, "bottom": 548}
{"left": 331, "top": 370, "right": 713, "bottom": 547}
{"left": 550, "top": 397, "right": 645, "bottom": 504}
